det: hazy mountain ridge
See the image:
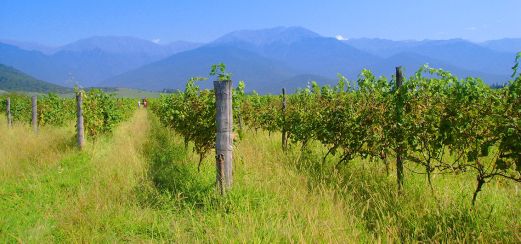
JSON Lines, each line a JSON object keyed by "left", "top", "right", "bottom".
{"left": 212, "top": 26, "right": 320, "bottom": 46}
{"left": 105, "top": 27, "right": 517, "bottom": 92}
{"left": 1, "top": 26, "right": 520, "bottom": 93}
{"left": 481, "top": 38, "right": 521, "bottom": 53}
{"left": 369, "top": 52, "right": 509, "bottom": 84}
{"left": 0, "top": 64, "right": 69, "bottom": 93}
{"left": 0, "top": 39, "right": 58, "bottom": 54}
{"left": 104, "top": 45, "right": 299, "bottom": 93}
{"left": 0, "top": 37, "right": 201, "bottom": 87}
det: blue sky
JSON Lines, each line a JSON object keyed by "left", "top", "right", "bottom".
{"left": 1, "top": 0, "right": 520, "bottom": 45}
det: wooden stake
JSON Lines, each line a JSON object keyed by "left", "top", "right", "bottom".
{"left": 216, "top": 154, "right": 225, "bottom": 195}
{"left": 282, "top": 88, "right": 288, "bottom": 151}
{"left": 214, "top": 80, "right": 233, "bottom": 193}
{"left": 6, "top": 97, "right": 12, "bottom": 128}
{"left": 76, "top": 91, "right": 85, "bottom": 150}
{"left": 31, "top": 96, "right": 37, "bottom": 133}
{"left": 395, "top": 66, "right": 404, "bottom": 191}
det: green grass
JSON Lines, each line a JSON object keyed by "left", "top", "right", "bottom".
{"left": 0, "top": 153, "right": 91, "bottom": 242}
{"left": 1, "top": 110, "right": 520, "bottom": 242}
{"left": 290, "top": 141, "right": 521, "bottom": 242}
{"left": 132, "top": 114, "right": 365, "bottom": 242}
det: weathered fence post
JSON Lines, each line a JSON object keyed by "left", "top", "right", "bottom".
{"left": 395, "top": 66, "right": 404, "bottom": 191}
{"left": 214, "top": 79, "right": 233, "bottom": 194}
{"left": 6, "top": 97, "right": 12, "bottom": 128}
{"left": 76, "top": 91, "right": 85, "bottom": 150}
{"left": 281, "top": 88, "right": 288, "bottom": 151}
{"left": 31, "top": 96, "right": 37, "bottom": 133}
{"left": 238, "top": 109, "right": 243, "bottom": 132}
{"left": 216, "top": 154, "right": 225, "bottom": 195}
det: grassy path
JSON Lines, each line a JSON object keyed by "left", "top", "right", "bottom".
{"left": 139, "top": 113, "right": 368, "bottom": 242}
{"left": 0, "top": 110, "right": 150, "bottom": 242}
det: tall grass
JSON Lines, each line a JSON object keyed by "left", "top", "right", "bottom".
{"left": 0, "top": 117, "right": 75, "bottom": 180}
{"left": 1, "top": 110, "right": 520, "bottom": 242}
{"left": 54, "top": 109, "right": 158, "bottom": 242}
{"left": 288, "top": 140, "right": 521, "bottom": 242}
{"left": 131, "top": 113, "right": 369, "bottom": 242}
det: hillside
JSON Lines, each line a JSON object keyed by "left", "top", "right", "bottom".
{"left": 0, "top": 64, "right": 70, "bottom": 93}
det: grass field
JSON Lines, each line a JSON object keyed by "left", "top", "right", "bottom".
{"left": 0, "top": 110, "right": 520, "bottom": 242}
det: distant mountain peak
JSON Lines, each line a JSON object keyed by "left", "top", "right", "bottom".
{"left": 58, "top": 36, "right": 165, "bottom": 54}
{"left": 482, "top": 38, "right": 521, "bottom": 53}
{"left": 0, "top": 39, "right": 57, "bottom": 54}
{"left": 212, "top": 26, "right": 321, "bottom": 46}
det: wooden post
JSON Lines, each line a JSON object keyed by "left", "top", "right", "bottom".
{"left": 31, "top": 96, "right": 37, "bottom": 133}
{"left": 238, "top": 109, "right": 243, "bottom": 132}
{"left": 216, "top": 154, "right": 225, "bottom": 195}
{"left": 76, "top": 91, "right": 85, "bottom": 150}
{"left": 6, "top": 97, "right": 12, "bottom": 128}
{"left": 214, "top": 80, "right": 233, "bottom": 193}
{"left": 281, "top": 88, "right": 288, "bottom": 151}
{"left": 395, "top": 66, "right": 404, "bottom": 191}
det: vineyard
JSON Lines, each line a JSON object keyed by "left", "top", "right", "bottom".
{"left": 1, "top": 89, "right": 136, "bottom": 136}
{"left": 1, "top": 59, "right": 521, "bottom": 242}
{"left": 153, "top": 61, "right": 521, "bottom": 206}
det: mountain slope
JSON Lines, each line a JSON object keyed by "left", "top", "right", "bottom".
{"left": 103, "top": 27, "right": 517, "bottom": 91}
{"left": 343, "top": 38, "right": 423, "bottom": 57}
{"left": 0, "top": 64, "right": 69, "bottom": 93}
{"left": 369, "top": 52, "right": 510, "bottom": 84}
{"left": 0, "top": 37, "right": 201, "bottom": 87}
{"left": 261, "top": 37, "right": 380, "bottom": 78}
{"left": 404, "top": 39, "right": 513, "bottom": 76}
{"left": 0, "top": 39, "right": 57, "bottom": 54}
{"left": 211, "top": 27, "right": 380, "bottom": 78}
{"left": 104, "top": 46, "right": 299, "bottom": 93}
{"left": 105, "top": 27, "right": 381, "bottom": 92}
{"left": 0, "top": 43, "right": 60, "bottom": 83}
{"left": 481, "top": 38, "right": 521, "bottom": 53}
{"left": 212, "top": 26, "right": 320, "bottom": 46}
{"left": 2, "top": 27, "right": 518, "bottom": 91}
{"left": 58, "top": 36, "right": 182, "bottom": 56}
{"left": 346, "top": 38, "right": 516, "bottom": 80}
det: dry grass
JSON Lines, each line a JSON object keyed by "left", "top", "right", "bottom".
{"left": 55, "top": 109, "right": 154, "bottom": 242}
{"left": 0, "top": 118, "right": 74, "bottom": 180}
{"left": 226, "top": 130, "right": 368, "bottom": 242}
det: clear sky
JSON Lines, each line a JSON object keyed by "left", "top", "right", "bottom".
{"left": 1, "top": 0, "right": 520, "bottom": 46}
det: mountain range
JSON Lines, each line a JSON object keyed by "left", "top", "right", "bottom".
{"left": 1, "top": 27, "right": 519, "bottom": 93}
{"left": 0, "top": 37, "right": 201, "bottom": 88}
